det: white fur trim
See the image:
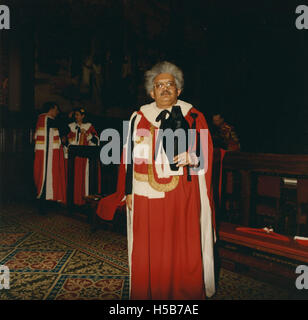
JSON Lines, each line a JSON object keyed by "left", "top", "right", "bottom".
{"left": 139, "top": 99, "right": 193, "bottom": 127}
{"left": 37, "top": 116, "right": 47, "bottom": 199}
{"left": 36, "top": 129, "right": 45, "bottom": 136}
{"left": 125, "top": 111, "right": 140, "bottom": 298}
{"left": 126, "top": 197, "right": 134, "bottom": 299}
{"left": 124, "top": 111, "right": 139, "bottom": 169}
{"left": 68, "top": 122, "right": 91, "bottom": 132}
{"left": 63, "top": 146, "right": 68, "bottom": 159}
{"left": 35, "top": 144, "right": 45, "bottom": 151}
{"left": 198, "top": 174, "right": 216, "bottom": 298}
{"left": 68, "top": 122, "right": 77, "bottom": 132}
{"left": 81, "top": 122, "right": 92, "bottom": 131}
{"left": 133, "top": 179, "right": 165, "bottom": 198}
{"left": 45, "top": 128, "right": 54, "bottom": 200}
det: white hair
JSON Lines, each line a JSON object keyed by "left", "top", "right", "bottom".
{"left": 144, "top": 61, "right": 184, "bottom": 95}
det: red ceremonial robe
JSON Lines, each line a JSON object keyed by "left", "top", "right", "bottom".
{"left": 97, "top": 99, "right": 216, "bottom": 300}
{"left": 33, "top": 113, "right": 66, "bottom": 203}
{"left": 96, "top": 151, "right": 127, "bottom": 220}
{"left": 67, "top": 122, "right": 101, "bottom": 206}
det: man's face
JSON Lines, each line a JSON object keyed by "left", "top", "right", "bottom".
{"left": 213, "top": 114, "right": 224, "bottom": 127}
{"left": 150, "top": 73, "right": 181, "bottom": 109}
{"left": 50, "top": 105, "right": 59, "bottom": 118}
{"left": 75, "top": 111, "right": 85, "bottom": 123}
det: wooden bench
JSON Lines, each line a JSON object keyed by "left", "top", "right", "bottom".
{"left": 218, "top": 221, "right": 308, "bottom": 294}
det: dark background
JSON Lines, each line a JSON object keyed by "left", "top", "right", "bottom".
{"left": 1, "top": 0, "right": 308, "bottom": 203}
{"left": 2, "top": 0, "right": 308, "bottom": 152}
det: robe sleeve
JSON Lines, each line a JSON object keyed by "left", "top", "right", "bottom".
{"left": 85, "top": 124, "right": 100, "bottom": 145}
{"left": 96, "top": 151, "right": 127, "bottom": 221}
{"left": 96, "top": 111, "right": 138, "bottom": 220}
{"left": 67, "top": 124, "right": 76, "bottom": 144}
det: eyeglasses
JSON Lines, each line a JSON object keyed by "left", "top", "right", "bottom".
{"left": 153, "top": 81, "right": 176, "bottom": 89}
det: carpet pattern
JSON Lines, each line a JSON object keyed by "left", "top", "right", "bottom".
{"left": 0, "top": 203, "right": 302, "bottom": 300}
{"left": 0, "top": 203, "right": 129, "bottom": 300}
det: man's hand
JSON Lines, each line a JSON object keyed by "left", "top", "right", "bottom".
{"left": 174, "top": 152, "right": 190, "bottom": 167}
{"left": 61, "top": 136, "right": 67, "bottom": 145}
{"left": 174, "top": 152, "right": 199, "bottom": 168}
{"left": 126, "top": 194, "right": 132, "bottom": 211}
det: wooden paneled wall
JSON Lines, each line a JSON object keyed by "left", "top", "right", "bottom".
{"left": 0, "top": 127, "right": 36, "bottom": 204}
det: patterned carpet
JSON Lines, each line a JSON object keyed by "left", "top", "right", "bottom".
{"left": 0, "top": 202, "right": 302, "bottom": 300}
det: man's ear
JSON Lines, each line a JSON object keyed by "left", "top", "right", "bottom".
{"left": 150, "top": 90, "right": 155, "bottom": 100}
{"left": 177, "top": 89, "right": 182, "bottom": 97}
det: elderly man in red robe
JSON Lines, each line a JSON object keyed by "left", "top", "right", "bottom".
{"left": 97, "top": 61, "right": 216, "bottom": 300}
{"left": 127, "top": 61, "right": 218, "bottom": 300}
{"left": 33, "top": 102, "right": 67, "bottom": 214}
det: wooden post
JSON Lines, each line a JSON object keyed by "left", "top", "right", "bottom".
{"left": 240, "top": 170, "right": 251, "bottom": 226}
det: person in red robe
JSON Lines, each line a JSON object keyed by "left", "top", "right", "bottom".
{"left": 212, "top": 113, "right": 240, "bottom": 151}
{"left": 33, "top": 102, "right": 67, "bottom": 214}
{"left": 67, "top": 107, "right": 101, "bottom": 206}
{"left": 98, "top": 61, "right": 216, "bottom": 300}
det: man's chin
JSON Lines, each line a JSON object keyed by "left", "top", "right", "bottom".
{"left": 156, "top": 100, "right": 177, "bottom": 109}
{"left": 159, "top": 96, "right": 176, "bottom": 103}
